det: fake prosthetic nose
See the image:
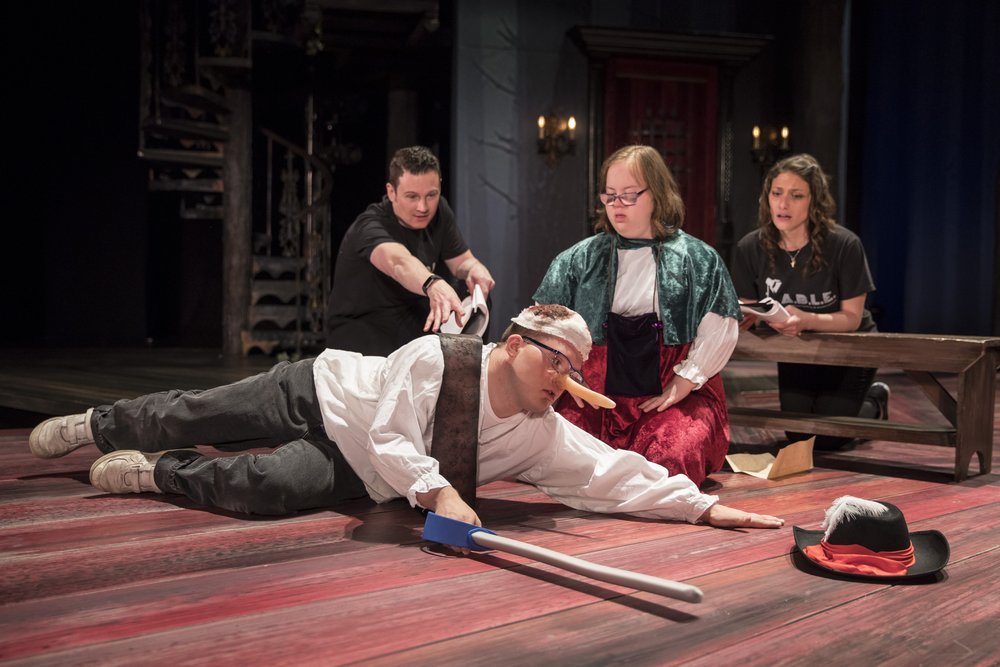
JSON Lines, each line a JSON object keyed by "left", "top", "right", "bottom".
{"left": 562, "top": 375, "right": 616, "bottom": 409}
{"left": 422, "top": 512, "right": 703, "bottom": 603}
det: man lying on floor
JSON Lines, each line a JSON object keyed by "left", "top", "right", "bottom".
{"left": 28, "top": 304, "right": 783, "bottom": 533}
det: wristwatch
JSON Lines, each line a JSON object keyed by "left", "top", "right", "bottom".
{"left": 422, "top": 274, "right": 443, "bottom": 295}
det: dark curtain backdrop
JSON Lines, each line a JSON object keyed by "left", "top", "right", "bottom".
{"left": 857, "top": 0, "right": 999, "bottom": 335}
{"left": 6, "top": 5, "right": 147, "bottom": 346}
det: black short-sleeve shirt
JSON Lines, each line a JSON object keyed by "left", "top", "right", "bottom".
{"left": 328, "top": 194, "right": 468, "bottom": 328}
{"left": 730, "top": 225, "right": 877, "bottom": 332}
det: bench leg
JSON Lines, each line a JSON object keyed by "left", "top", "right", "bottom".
{"left": 906, "top": 370, "right": 957, "bottom": 426}
{"left": 954, "top": 352, "right": 997, "bottom": 481}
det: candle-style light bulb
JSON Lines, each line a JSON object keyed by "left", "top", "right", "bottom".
{"left": 537, "top": 115, "right": 546, "bottom": 140}
{"left": 781, "top": 126, "right": 789, "bottom": 149}
{"left": 567, "top": 116, "right": 576, "bottom": 139}
{"left": 752, "top": 125, "right": 761, "bottom": 150}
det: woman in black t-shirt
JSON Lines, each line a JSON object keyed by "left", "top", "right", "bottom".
{"left": 730, "top": 154, "right": 889, "bottom": 450}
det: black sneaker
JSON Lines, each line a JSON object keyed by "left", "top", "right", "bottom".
{"left": 867, "top": 382, "right": 890, "bottom": 420}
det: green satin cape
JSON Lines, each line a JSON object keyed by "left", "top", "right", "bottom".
{"left": 532, "top": 231, "right": 740, "bottom": 345}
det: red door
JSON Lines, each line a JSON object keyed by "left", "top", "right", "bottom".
{"left": 604, "top": 58, "right": 718, "bottom": 244}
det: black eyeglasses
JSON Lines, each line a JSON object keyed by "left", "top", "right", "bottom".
{"left": 522, "top": 336, "right": 584, "bottom": 384}
{"left": 598, "top": 188, "right": 648, "bottom": 207}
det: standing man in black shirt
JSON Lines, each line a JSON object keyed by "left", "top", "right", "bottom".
{"left": 327, "top": 146, "right": 495, "bottom": 355}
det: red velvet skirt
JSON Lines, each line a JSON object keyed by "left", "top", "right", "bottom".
{"left": 555, "top": 342, "right": 729, "bottom": 487}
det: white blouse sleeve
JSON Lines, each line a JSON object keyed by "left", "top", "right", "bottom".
{"left": 672, "top": 312, "right": 739, "bottom": 388}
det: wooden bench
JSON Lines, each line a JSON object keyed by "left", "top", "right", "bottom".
{"left": 728, "top": 330, "right": 1000, "bottom": 481}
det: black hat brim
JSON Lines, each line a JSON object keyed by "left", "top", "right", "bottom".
{"left": 793, "top": 526, "right": 950, "bottom": 580}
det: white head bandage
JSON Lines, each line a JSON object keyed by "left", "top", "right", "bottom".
{"left": 511, "top": 304, "right": 592, "bottom": 362}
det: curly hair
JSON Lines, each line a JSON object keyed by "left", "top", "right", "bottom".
{"left": 593, "top": 145, "right": 684, "bottom": 240}
{"left": 388, "top": 146, "right": 441, "bottom": 188}
{"left": 756, "top": 153, "right": 837, "bottom": 274}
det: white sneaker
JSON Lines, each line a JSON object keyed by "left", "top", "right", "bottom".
{"left": 90, "top": 450, "right": 166, "bottom": 494}
{"left": 29, "top": 411, "right": 95, "bottom": 458}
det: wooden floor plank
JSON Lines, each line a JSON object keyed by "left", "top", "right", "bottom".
{"left": 351, "top": 503, "right": 1000, "bottom": 667}
{"left": 0, "top": 355, "right": 997, "bottom": 666}
{"left": 0, "top": 505, "right": 413, "bottom": 604}
{"left": 3, "top": 476, "right": 994, "bottom": 663}
{"left": 681, "top": 550, "right": 1000, "bottom": 667}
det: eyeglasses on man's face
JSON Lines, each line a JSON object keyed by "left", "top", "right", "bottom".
{"left": 598, "top": 188, "right": 648, "bottom": 207}
{"left": 522, "top": 336, "right": 584, "bottom": 384}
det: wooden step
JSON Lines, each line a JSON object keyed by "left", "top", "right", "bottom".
{"left": 727, "top": 406, "right": 957, "bottom": 446}
{"left": 244, "top": 329, "right": 324, "bottom": 343}
{"left": 249, "top": 304, "right": 303, "bottom": 329}
{"left": 198, "top": 56, "right": 252, "bottom": 87}
{"left": 142, "top": 117, "right": 229, "bottom": 141}
{"left": 161, "top": 84, "right": 230, "bottom": 115}
{"left": 179, "top": 201, "right": 224, "bottom": 220}
{"left": 253, "top": 255, "right": 305, "bottom": 278}
{"left": 148, "top": 178, "right": 223, "bottom": 193}
{"left": 138, "top": 148, "right": 224, "bottom": 169}
{"left": 251, "top": 280, "right": 309, "bottom": 304}
{"left": 240, "top": 329, "right": 324, "bottom": 356}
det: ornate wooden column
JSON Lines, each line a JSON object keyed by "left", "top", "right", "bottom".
{"left": 222, "top": 86, "right": 252, "bottom": 357}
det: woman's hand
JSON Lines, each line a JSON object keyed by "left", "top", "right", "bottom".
{"left": 774, "top": 295, "right": 866, "bottom": 335}
{"left": 638, "top": 376, "right": 695, "bottom": 413}
{"left": 768, "top": 306, "right": 807, "bottom": 337}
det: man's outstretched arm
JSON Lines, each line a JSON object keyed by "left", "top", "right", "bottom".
{"left": 370, "top": 241, "right": 465, "bottom": 332}
{"left": 445, "top": 250, "right": 495, "bottom": 301}
{"left": 699, "top": 503, "right": 785, "bottom": 529}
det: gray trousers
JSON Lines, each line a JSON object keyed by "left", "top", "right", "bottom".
{"left": 91, "top": 359, "right": 367, "bottom": 515}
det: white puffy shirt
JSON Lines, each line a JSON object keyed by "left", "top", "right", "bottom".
{"left": 312, "top": 335, "right": 717, "bottom": 523}
{"left": 614, "top": 246, "right": 739, "bottom": 388}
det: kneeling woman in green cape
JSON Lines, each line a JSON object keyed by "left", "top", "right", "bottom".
{"left": 534, "top": 144, "right": 740, "bottom": 487}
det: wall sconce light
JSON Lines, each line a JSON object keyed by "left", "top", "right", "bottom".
{"left": 537, "top": 113, "right": 576, "bottom": 166}
{"left": 750, "top": 124, "right": 791, "bottom": 171}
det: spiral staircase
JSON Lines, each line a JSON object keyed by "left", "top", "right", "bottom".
{"left": 138, "top": 0, "right": 333, "bottom": 356}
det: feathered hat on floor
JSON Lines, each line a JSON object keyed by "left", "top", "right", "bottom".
{"left": 793, "top": 496, "right": 950, "bottom": 580}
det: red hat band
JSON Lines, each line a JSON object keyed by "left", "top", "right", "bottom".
{"left": 793, "top": 496, "right": 950, "bottom": 581}
{"left": 803, "top": 540, "right": 916, "bottom": 577}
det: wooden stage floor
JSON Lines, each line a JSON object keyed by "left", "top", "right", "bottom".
{"left": 0, "top": 349, "right": 998, "bottom": 665}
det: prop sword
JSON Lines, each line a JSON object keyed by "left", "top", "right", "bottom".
{"left": 422, "top": 512, "right": 703, "bottom": 603}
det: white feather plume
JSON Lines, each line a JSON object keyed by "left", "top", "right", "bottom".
{"left": 821, "top": 496, "right": 888, "bottom": 539}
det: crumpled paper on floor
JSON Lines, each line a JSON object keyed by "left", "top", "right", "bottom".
{"left": 726, "top": 436, "right": 815, "bottom": 480}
